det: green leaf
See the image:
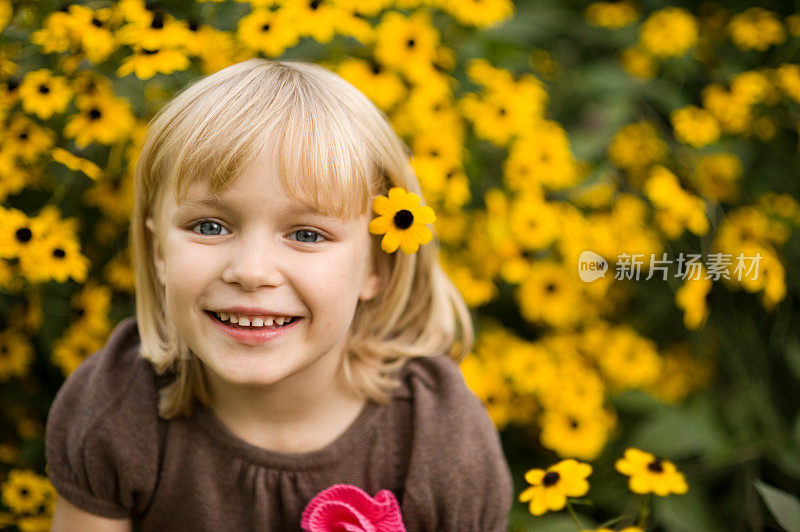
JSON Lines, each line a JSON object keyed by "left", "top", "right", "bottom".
{"left": 653, "top": 492, "right": 721, "bottom": 532}
{"left": 754, "top": 480, "right": 800, "bottom": 532}
{"left": 629, "top": 396, "right": 728, "bottom": 459}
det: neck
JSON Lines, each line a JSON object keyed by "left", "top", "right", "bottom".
{"left": 201, "top": 344, "right": 367, "bottom": 453}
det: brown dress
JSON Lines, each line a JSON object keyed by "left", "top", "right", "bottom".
{"left": 45, "top": 317, "right": 513, "bottom": 531}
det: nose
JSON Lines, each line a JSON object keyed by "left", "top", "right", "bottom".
{"left": 220, "top": 231, "right": 285, "bottom": 291}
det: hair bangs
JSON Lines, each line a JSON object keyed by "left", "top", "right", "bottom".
{"left": 161, "top": 62, "right": 375, "bottom": 219}
{"left": 263, "top": 82, "right": 375, "bottom": 219}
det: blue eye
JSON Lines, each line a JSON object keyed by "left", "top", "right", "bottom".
{"left": 192, "top": 220, "right": 228, "bottom": 236}
{"left": 291, "top": 229, "right": 324, "bottom": 243}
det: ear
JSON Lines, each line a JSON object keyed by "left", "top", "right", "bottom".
{"left": 145, "top": 217, "right": 166, "bottom": 287}
{"left": 358, "top": 270, "right": 380, "bottom": 301}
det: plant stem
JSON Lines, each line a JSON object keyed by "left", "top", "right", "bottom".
{"left": 637, "top": 493, "right": 651, "bottom": 529}
{"left": 566, "top": 500, "right": 584, "bottom": 531}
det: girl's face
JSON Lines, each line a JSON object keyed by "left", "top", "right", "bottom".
{"left": 146, "top": 150, "right": 379, "bottom": 390}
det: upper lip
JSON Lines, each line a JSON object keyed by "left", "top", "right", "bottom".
{"left": 209, "top": 307, "right": 299, "bottom": 317}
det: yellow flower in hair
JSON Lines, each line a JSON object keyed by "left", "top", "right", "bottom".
{"left": 369, "top": 187, "right": 436, "bottom": 254}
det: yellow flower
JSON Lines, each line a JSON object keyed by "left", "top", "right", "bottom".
{"left": 519, "top": 459, "right": 592, "bottom": 516}
{"left": 691, "top": 152, "right": 742, "bottom": 203}
{"left": 4, "top": 115, "right": 54, "bottom": 163}
{"left": 584, "top": 1, "right": 639, "bottom": 29}
{"left": 236, "top": 8, "right": 301, "bottom": 57}
{"left": 0, "top": 0, "right": 11, "bottom": 31}
{"left": 116, "top": 9, "right": 191, "bottom": 49}
{"left": 620, "top": 46, "right": 657, "bottom": 79}
{"left": 615, "top": 447, "right": 689, "bottom": 496}
{"left": 66, "top": 4, "right": 117, "bottom": 64}
{"left": 0, "top": 328, "right": 34, "bottom": 381}
{"left": 460, "top": 355, "right": 514, "bottom": 430}
{"left": 639, "top": 7, "right": 698, "bottom": 58}
{"left": 117, "top": 47, "right": 190, "bottom": 79}
{"left": 670, "top": 105, "right": 720, "bottom": 148}
{"left": 728, "top": 8, "right": 785, "bottom": 51}
{"left": 645, "top": 166, "right": 709, "bottom": 238}
{"left": 517, "top": 261, "right": 584, "bottom": 328}
{"left": 69, "top": 282, "right": 113, "bottom": 337}
{"left": 336, "top": 58, "right": 406, "bottom": 111}
{"left": 676, "top": 271, "right": 712, "bottom": 330}
{"left": 18, "top": 69, "right": 72, "bottom": 120}
{"left": 281, "top": 0, "right": 342, "bottom": 44}
{"left": 441, "top": 0, "right": 514, "bottom": 29}
{"left": 775, "top": 63, "right": 800, "bottom": 104}
{"left": 374, "top": 11, "right": 440, "bottom": 81}
{"left": 504, "top": 122, "right": 578, "bottom": 190}
{"left": 63, "top": 93, "right": 135, "bottom": 148}
{"left": 1, "top": 469, "right": 50, "bottom": 515}
{"left": 51, "top": 326, "right": 104, "bottom": 377}
{"left": 369, "top": 187, "right": 436, "bottom": 254}
{"left": 608, "top": 122, "right": 667, "bottom": 171}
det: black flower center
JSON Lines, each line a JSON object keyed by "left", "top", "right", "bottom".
{"left": 498, "top": 107, "right": 507, "bottom": 116}
{"left": 89, "top": 108, "right": 102, "bottom": 120}
{"left": 543, "top": 471, "right": 560, "bottom": 486}
{"left": 91, "top": 18, "right": 103, "bottom": 27}
{"left": 18, "top": 131, "right": 28, "bottom": 140}
{"left": 261, "top": 23, "right": 271, "bottom": 32}
{"left": 75, "top": 307, "right": 85, "bottom": 317}
{"left": 309, "top": 0, "right": 321, "bottom": 9}
{"left": 568, "top": 417, "right": 579, "bottom": 429}
{"left": 38, "top": 84, "right": 50, "bottom": 94}
{"left": 151, "top": 11, "right": 164, "bottom": 29}
{"left": 53, "top": 248, "right": 66, "bottom": 258}
{"left": 7, "top": 78, "right": 19, "bottom": 91}
{"left": 647, "top": 459, "right": 664, "bottom": 473}
{"left": 406, "top": 38, "right": 416, "bottom": 48}
{"left": 393, "top": 210, "right": 414, "bottom": 229}
{"left": 371, "top": 62, "right": 382, "bottom": 75}
{"left": 189, "top": 21, "right": 199, "bottom": 32}
{"left": 545, "top": 282, "right": 557, "bottom": 293}
{"left": 142, "top": 48, "right": 159, "bottom": 55}
{"left": 15, "top": 227, "right": 32, "bottom": 243}
{"left": 20, "top": 488, "right": 29, "bottom": 497}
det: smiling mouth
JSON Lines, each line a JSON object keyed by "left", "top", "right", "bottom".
{"left": 206, "top": 311, "right": 300, "bottom": 330}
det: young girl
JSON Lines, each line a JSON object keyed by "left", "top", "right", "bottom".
{"left": 45, "top": 59, "right": 513, "bottom": 531}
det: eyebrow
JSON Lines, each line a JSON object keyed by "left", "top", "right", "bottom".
{"left": 178, "top": 197, "right": 339, "bottom": 219}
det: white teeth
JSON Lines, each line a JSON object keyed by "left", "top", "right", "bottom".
{"left": 214, "top": 312, "right": 291, "bottom": 327}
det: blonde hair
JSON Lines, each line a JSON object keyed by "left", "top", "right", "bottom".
{"left": 130, "top": 59, "right": 473, "bottom": 418}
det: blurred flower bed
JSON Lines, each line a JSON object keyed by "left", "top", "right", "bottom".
{"left": 0, "top": 0, "right": 799, "bottom": 530}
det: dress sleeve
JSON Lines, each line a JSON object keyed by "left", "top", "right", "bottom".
{"left": 398, "top": 355, "right": 514, "bottom": 532}
{"left": 45, "top": 317, "right": 160, "bottom": 519}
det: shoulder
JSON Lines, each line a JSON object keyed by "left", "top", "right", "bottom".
{"left": 393, "top": 355, "right": 513, "bottom": 531}
{"left": 45, "top": 316, "right": 161, "bottom": 518}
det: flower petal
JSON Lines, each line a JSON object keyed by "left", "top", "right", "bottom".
{"left": 399, "top": 233, "right": 420, "bottom": 254}
{"left": 381, "top": 230, "right": 402, "bottom": 253}
{"left": 372, "top": 196, "right": 395, "bottom": 216}
{"left": 414, "top": 205, "right": 436, "bottom": 224}
{"left": 369, "top": 216, "right": 393, "bottom": 235}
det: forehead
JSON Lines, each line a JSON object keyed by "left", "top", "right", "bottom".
{"left": 170, "top": 168, "right": 359, "bottom": 222}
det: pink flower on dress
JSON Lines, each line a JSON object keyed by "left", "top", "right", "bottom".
{"left": 300, "top": 483, "right": 407, "bottom": 532}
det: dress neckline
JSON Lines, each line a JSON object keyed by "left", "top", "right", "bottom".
{"left": 192, "top": 398, "right": 382, "bottom": 470}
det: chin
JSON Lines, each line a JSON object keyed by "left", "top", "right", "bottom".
{"left": 209, "top": 359, "right": 290, "bottom": 387}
